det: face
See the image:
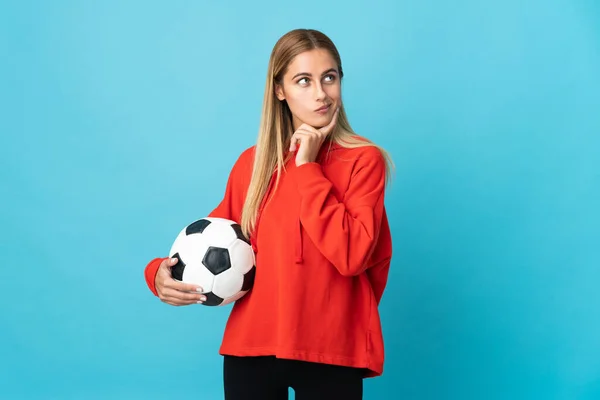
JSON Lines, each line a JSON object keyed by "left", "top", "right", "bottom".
{"left": 275, "top": 48, "right": 341, "bottom": 130}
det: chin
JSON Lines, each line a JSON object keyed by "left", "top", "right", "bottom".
{"left": 307, "top": 114, "right": 331, "bottom": 129}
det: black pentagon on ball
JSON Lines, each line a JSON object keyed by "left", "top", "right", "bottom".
{"left": 170, "top": 253, "right": 185, "bottom": 281}
{"left": 202, "top": 292, "right": 224, "bottom": 306}
{"left": 202, "top": 246, "right": 231, "bottom": 275}
{"left": 186, "top": 219, "right": 211, "bottom": 235}
{"left": 242, "top": 265, "right": 256, "bottom": 291}
{"left": 231, "top": 224, "right": 251, "bottom": 245}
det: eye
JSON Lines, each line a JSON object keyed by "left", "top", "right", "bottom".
{"left": 324, "top": 74, "right": 336, "bottom": 83}
{"left": 297, "top": 77, "right": 309, "bottom": 86}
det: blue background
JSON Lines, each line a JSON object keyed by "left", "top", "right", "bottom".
{"left": 1, "top": 1, "right": 599, "bottom": 399}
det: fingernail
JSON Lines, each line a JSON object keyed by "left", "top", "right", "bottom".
{"left": 196, "top": 300, "right": 204, "bottom": 304}
{"left": 171, "top": 257, "right": 178, "bottom": 263}
{"left": 196, "top": 287, "right": 203, "bottom": 292}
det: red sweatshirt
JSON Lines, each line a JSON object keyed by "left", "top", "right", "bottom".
{"left": 144, "top": 138, "right": 392, "bottom": 377}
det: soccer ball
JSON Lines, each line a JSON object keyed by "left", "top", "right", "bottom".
{"left": 168, "top": 217, "right": 256, "bottom": 306}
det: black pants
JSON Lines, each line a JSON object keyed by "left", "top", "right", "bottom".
{"left": 223, "top": 355, "right": 364, "bottom": 400}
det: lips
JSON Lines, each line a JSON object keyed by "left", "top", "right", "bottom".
{"left": 315, "top": 104, "right": 330, "bottom": 112}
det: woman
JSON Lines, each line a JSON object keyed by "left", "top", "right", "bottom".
{"left": 144, "top": 28, "right": 394, "bottom": 400}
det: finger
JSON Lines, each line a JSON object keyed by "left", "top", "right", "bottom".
{"left": 162, "top": 278, "right": 204, "bottom": 293}
{"left": 161, "top": 296, "right": 204, "bottom": 306}
{"left": 293, "top": 128, "right": 326, "bottom": 151}
{"left": 164, "top": 296, "right": 204, "bottom": 306}
{"left": 161, "top": 281, "right": 205, "bottom": 297}
{"left": 289, "top": 136, "right": 299, "bottom": 152}
{"left": 159, "top": 257, "right": 179, "bottom": 270}
{"left": 289, "top": 131, "right": 311, "bottom": 151}
{"left": 161, "top": 287, "right": 206, "bottom": 302}
{"left": 292, "top": 129, "right": 318, "bottom": 140}
{"left": 320, "top": 107, "right": 340, "bottom": 134}
{"left": 157, "top": 275, "right": 198, "bottom": 292}
{"left": 290, "top": 131, "right": 308, "bottom": 151}
{"left": 160, "top": 296, "right": 187, "bottom": 306}
{"left": 158, "top": 258, "right": 203, "bottom": 292}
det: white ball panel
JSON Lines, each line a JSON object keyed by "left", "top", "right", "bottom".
{"left": 228, "top": 240, "right": 255, "bottom": 274}
{"left": 212, "top": 268, "right": 243, "bottom": 299}
{"left": 178, "top": 234, "right": 210, "bottom": 265}
{"left": 181, "top": 264, "right": 214, "bottom": 293}
{"left": 168, "top": 227, "right": 187, "bottom": 257}
{"left": 201, "top": 220, "right": 237, "bottom": 248}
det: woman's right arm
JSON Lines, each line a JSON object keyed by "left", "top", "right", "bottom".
{"left": 143, "top": 147, "right": 254, "bottom": 305}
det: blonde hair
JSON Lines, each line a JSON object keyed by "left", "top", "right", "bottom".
{"left": 240, "top": 28, "right": 394, "bottom": 238}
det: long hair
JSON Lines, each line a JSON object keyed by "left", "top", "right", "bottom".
{"left": 240, "top": 28, "right": 394, "bottom": 238}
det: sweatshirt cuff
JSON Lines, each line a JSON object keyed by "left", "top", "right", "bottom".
{"left": 290, "top": 162, "right": 330, "bottom": 193}
{"left": 144, "top": 257, "right": 166, "bottom": 297}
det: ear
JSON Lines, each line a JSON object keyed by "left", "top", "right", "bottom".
{"left": 275, "top": 84, "right": 285, "bottom": 101}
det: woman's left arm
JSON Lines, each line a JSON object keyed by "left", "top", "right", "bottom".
{"left": 291, "top": 148, "right": 388, "bottom": 277}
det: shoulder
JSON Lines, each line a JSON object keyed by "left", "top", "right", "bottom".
{"left": 223, "top": 145, "right": 255, "bottom": 191}
{"left": 231, "top": 145, "right": 256, "bottom": 171}
{"left": 239, "top": 144, "right": 257, "bottom": 161}
{"left": 333, "top": 135, "right": 386, "bottom": 167}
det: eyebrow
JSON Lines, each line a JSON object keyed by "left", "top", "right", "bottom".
{"left": 291, "top": 68, "right": 338, "bottom": 80}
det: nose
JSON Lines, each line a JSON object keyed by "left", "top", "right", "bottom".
{"left": 313, "top": 81, "right": 327, "bottom": 101}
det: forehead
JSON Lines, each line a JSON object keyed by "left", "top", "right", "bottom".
{"left": 285, "top": 48, "right": 337, "bottom": 75}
